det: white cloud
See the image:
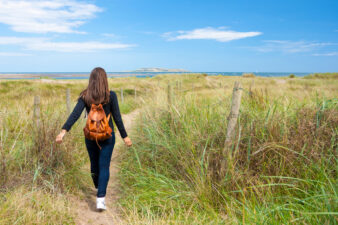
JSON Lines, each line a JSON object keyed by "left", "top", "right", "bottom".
{"left": 0, "top": 37, "right": 46, "bottom": 44}
{"left": 163, "top": 27, "right": 262, "bottom": 42}
{"left": 0, "top": 36, "right": 134, "bottom": 52}
{"left": 0, "top": 0, "right": 102, "bottom": 33}
{"left": 26, "top": 41, "right": 134, "bottom": 52}
{"left": 0, "top": 52, "right": 32, "bottom": 56}
{"left": 312, "top": 52, "right": 338, "bottom": 56}
{"left": 254, "top": 40, "right": 335, "bottom": 53}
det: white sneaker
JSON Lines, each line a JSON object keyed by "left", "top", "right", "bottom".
{"left": 96, "top": 197, "right": 106, "bottom": 211}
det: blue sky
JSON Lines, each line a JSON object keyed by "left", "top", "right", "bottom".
{"left": 0, "top": 0, "right": 337, "bottom": 72}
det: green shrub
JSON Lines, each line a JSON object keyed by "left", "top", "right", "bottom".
{"left": 242, "top": 73, "right": 255, "bottom": 78}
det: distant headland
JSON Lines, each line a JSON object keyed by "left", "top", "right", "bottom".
{"left": 130, "top": 68, "right": 190, "bottom": 72}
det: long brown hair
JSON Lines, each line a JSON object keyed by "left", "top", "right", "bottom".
{"left": 80, "top": 67, "right": 110, "bottom": 106}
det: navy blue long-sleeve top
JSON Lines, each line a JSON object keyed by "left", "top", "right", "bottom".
{"left": 62, "top": 91, "right": 128, "bottom": 138}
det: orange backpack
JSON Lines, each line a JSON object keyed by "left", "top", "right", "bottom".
{"left": 83, "top": 104, "right": 113, "bottom": 149}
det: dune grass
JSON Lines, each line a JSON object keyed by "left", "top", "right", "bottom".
{"left": 0, "top": 187, "right": 74, "bottom": 225}
{"left": 304, "top": 72, "right": 338, "bottom": 79}
{"left": 0, "top": 78, "right": 146, "bottom": 224}
{"left": 118, "top": 74, "right": 338, "bottom": 224}
{"left": 0, "top": 74, "right": 337, "bottom": 224}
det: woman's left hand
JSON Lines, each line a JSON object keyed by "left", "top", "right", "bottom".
{"left": 123, "top": 137, "right": 132, "bottom": 147}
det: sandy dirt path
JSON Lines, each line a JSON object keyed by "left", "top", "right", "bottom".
{"left": 73, "top": 109, "right": 140, "bottom": 225}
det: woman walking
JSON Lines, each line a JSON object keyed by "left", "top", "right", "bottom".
{"left": 55, "top": 67, "right": 132, "bottom": 211}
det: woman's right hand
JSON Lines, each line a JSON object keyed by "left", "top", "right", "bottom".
{"left": 56, "top": 130, "right": 67, "bottom": 144}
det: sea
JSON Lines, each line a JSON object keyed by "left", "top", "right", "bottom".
{"left": 0, "top": 72, "right": 311, "bottom": 79}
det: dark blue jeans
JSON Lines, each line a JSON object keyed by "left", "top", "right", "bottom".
{"left": 85, "top": 132, "right": 115, "bottom": 197}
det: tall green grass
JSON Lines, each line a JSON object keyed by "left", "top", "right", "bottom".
{"left": 0, "top": 78, "right": 144, "bottom": 224}
{"left": 0, "top": 75, "right": 337, "bottom": 224}
{"left": 118, "top": 80, "right": 337, "bottom": 224}
{"left": 0, "top": 102, "right": 89, "bottom": 224}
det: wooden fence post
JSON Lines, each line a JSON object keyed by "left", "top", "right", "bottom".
{"left": 33, "top": 96, "right": 40, "bottom": 128}
{"left": 120, "top": 88, "right": 124, "bottom": 103}
{"left": 66, "top": 88, "right": 71, "bottom": 114}
{"left": 220, "top": 81, "right": 243, "bottom": 176}
{"left": 223, "top": 81, "right": 243, "bottom": 152}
